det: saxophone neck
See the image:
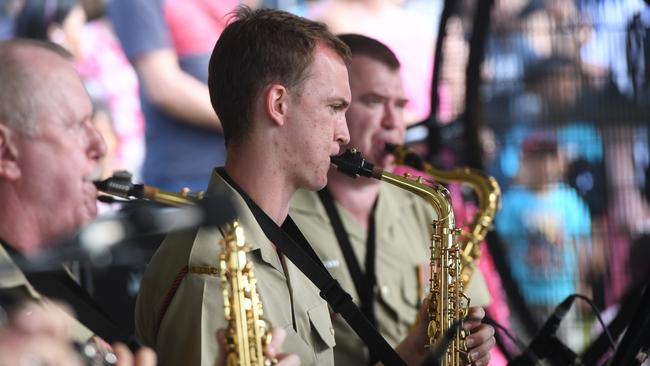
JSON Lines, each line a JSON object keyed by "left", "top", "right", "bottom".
{"left": 331, "top": 148, "right": 455, "bottom": 227}
{"left": 94, "top": 171, "right": 203, "bottom": 206}
{"left": 387, "top": 144, "right": 501, "bottom": 234}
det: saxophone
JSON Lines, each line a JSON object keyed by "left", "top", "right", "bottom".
{"left": 386, "top": 144, "right": 501, "bottom": 288}
{"left": 220, "top": 221, "right": 275, "bottom": 366}
{"left": 331, "top": 149, "right": 469, "bottom": 366}
{"left": 95, "top": 171, "right": 274, "bottom": 366}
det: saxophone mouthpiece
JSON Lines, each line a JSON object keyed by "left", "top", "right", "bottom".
{"left": 330, "top": 148, "right": 378, "bottom": 178}
{"left": 385, "top": 143, "right": 426, "bottom": 171}
{"left": 94, "top": 171, "right": 144, "bottom": 199}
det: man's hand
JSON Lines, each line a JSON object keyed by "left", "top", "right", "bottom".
{"left": 0, "top": 300, "right": 82, "bottom": 365}
{"left": 216, "top": 327, "right": 300, "bottom": 366}
{"left": 463, "top": 307, "right": 495, "bottom": 366}
{"left": 389, "top": 301, "right": 496, "bottom": 366}
{"left": 391, "top": 298, "right": 430, "bottom": 366}
{"left": 113, "top": 343, "right": 157, "bottom": 366}
{"left": 0, "top": 300, "right": 157, "bottom": 366}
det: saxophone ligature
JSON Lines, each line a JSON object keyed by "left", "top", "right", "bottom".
{"left": 331, "top": 149, "right": 470, "bottom": 366}
{"left": 386, "top": 144, "right": 501, "bottom": 288}
{"left": 95, "top": 171, "right": 275, "bottom": 366}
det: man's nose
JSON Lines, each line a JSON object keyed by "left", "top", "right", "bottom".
{"left": 381, "top": 103, "right": 399, "bottom": 129}
{"left": 336, "top": 116, "right": 350, "bottom": 145}
{"left": 87, "top": 122, "right": 107, "bottom": 161}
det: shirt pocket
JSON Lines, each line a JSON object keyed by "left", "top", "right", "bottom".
{"left": 307, "top": 302, "right": 336, "bottom": 356}
{"left": 401, "top": 270, "right": 421, "bottom": 308}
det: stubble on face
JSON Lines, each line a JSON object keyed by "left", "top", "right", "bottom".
{"left": 286, "top": 44, "right": 351, "bottom": 191}
{"left": 345, "top": 56, "right": 407, "bottom": 171}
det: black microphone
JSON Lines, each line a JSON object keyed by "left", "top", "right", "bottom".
{"left": 539, "top": 295, "right": 576, "bottom": 338}
{"left": 510, "top": 295, "right": 579, "bottom": 366}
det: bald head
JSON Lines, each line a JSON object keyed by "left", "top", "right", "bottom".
{"left": 0, "top": 40, "right": 105, "bottom": 253}
{"left": 0, "top": 40, "right": 79, "bottom": 135}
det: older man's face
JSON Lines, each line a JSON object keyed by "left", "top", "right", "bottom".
{"left": 14, "top": 62, "right": 106, "bottom": 246}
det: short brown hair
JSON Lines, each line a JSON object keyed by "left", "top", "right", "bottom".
{"left": 208, "top": 6, "right": 350, "bottom": 146}
{"left": 338, "top": 33, "right": 400, "bottom": 70}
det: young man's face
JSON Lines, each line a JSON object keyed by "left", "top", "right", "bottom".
{"left": 14, "top": 64, "right": 106, "bottom": 245}
{"left": 284, "top": 44, "right": 351, "bottom": 191}
{"left": 345, "top": 55, "right": 407, "bottom": 170}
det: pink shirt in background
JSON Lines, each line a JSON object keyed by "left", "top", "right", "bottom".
{"left": 77, "top": 20, "right": 145, "bottom": 180}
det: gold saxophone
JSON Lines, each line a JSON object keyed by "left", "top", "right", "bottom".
{"left": 386, "top": 144, "right": 501, "bottom": 288}
{"left": 331, "top": 149, "right": 469, "bottom": 366}
{"left": 94, "top": 171, "right": 274, "bottom": 366}
{"left": 220, "top": 221, "right": 275, "bottom": 366}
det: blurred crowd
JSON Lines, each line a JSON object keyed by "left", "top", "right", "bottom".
{"left": 1, "top": 0, "right": 649, "bottom": 365}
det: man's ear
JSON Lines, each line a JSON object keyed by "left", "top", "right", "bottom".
{"left": 265, "top": 84, "right": 289, "bottom": 127}
{"left": 0, "top": 124, "right": 21, "bottom": 180}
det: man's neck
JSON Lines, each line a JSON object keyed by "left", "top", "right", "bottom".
{"left": 326, "top": 169, "right": 381, "bottom": 232}
{"left": 224, "top": 147, "right": 296, "bottom": 226}
{"left": 0, "top": 190, "right": 44, "bottom": 257}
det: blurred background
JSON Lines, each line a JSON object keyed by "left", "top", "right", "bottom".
{"left": 2, "top": 0, "right": 649, "bottom": 364}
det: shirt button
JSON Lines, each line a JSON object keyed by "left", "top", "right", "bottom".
{"left": 330, "top": 327, "right": 335, "bottom": 336}
{"left": 380, "top": 285, "right": 390, "bottom": 296}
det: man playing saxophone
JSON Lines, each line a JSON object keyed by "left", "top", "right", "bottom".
{"left": 289, "top": 34, "right": 495, "bottom": 366}
{"left": 134, "top": 8, "right": 495, "bottom": 366}
{"left": 0, "top": 39, "right": 156, "bottom": 365}
{"left": 134, "top": 7, "right": 350, "bottom": 365}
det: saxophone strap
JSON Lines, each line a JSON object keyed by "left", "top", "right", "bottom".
{"left": 218, "top": 168, "right": 406, "bottom": 366}
{"left": 317, "top": 188, "right": 379, "bottom": 365}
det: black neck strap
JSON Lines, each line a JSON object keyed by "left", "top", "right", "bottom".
{"left": 1, "top": 239, "right": 132, "bottom": 345}
{"left": 317, "top": 188, "right": 378, "bottom": 364}
{"left": 317, "top": 189, "right": 377, "bottom": 321}
{"left": 217, "top": 168, "right": 405, "bottom": 366}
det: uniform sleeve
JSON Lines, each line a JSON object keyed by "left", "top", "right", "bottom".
{"left": 108, "top": 0, "right": 171, "bottom": 61}
{"left": 155, "top": 272, "right": 227, "bottom": 366}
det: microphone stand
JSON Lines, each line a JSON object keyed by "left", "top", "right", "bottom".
{"left": 608, "top": 278, "right": 650, "bottom": 365}
{"left": 509, "top": 296, "right": 581, "bottom": 366}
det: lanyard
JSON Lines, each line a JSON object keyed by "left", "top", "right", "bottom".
{"left": 316, "top": 188, "right": 377, "bottom": 325}
{"left": 317, "top": 188, "right": 379, "bottom": 364}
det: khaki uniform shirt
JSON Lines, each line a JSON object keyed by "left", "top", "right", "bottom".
{"left": 289, "top": 184, "right": 491, "bottom": 366}
{"left": 0, "top": 245, "right": 94, "bottom": 343}
{"left": 135, "top": 171, "right": 336, "bottom": 366}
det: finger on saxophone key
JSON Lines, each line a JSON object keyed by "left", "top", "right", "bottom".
{"left": 266, "top": 327, "right": 300, "bottom": 366}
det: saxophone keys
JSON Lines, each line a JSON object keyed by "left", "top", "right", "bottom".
{"left": 427, "top": 320, "right": 440, "bottom": 340}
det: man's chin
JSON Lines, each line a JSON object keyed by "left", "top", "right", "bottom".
{"left": 83, "top": 202, "right": 99, "bottom": 222}
{"left": 304, "top": 173, "right": 328, "bottom": 192}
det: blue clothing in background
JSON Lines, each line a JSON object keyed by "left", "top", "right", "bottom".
{"left": 110, "top": 0, "right": 229, "bottom": 192}
{"left": 496, "top": 184, "right": 591, "bottom": 305}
